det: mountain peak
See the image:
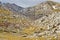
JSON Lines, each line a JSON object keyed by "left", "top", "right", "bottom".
{"left": 45, "top": 1, "right": 59, "bottom": 5}
{"left": 21, "top": 1, "right": 60, "bottom": 20}
{"left": 0, "top": 2, "right": 24, "bottom": 13}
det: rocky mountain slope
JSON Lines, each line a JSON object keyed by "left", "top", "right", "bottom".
{"left": 21, "top": 1, "right": 60, "bottom": 20}
{"left": 31, "top": 1, "right": 60, "bottom": 40}
{"left": 0, "top": 1, "right": 60, "bottom": 40}
{"left": 0, "top": 3, "right": 33, "bottom": 34}
{"left": 0, "top": 2, "right": 24, "bottom": 15}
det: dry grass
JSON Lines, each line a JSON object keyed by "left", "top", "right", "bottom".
{"left": 0, "top": 32, "right": 58, "bottom": 40}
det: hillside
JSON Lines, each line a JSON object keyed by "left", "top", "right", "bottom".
{"left": 3, "top": 3, "right": 24, "bottom": 13}
{"left": 0, "top": 4, "right": 33, "bottom": 33}
{"left": 0, "top": 1, "right": 60, "bottom": 40}
{"left": 21, "top": 1, "right": 60, "bottom": 20}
